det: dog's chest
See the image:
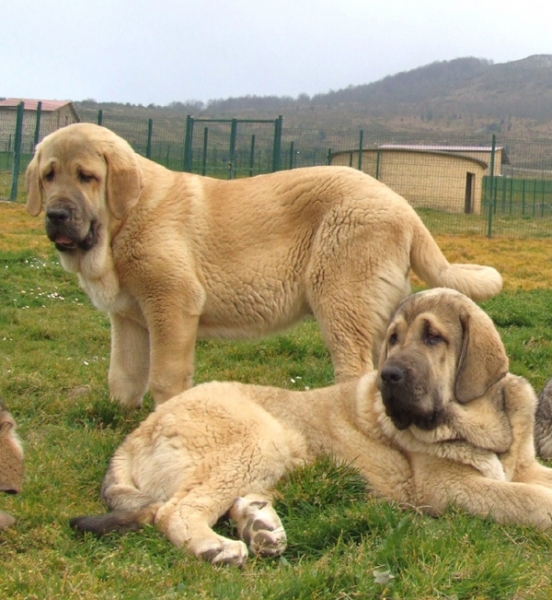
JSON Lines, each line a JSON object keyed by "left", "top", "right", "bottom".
{"left": 79, "top": 273, "right": 142, "bottom": 320}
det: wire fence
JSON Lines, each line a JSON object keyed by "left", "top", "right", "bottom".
{"left": 2, "top": 103, "right": 552, "bottom": 238}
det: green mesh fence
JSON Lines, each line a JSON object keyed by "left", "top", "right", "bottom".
{"left": 2, "top": 104, "right": 552, "bottom": 238}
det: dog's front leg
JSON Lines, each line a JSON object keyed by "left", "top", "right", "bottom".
{"left": 329, "top": 428, "right": 415, "bottom": 506}
{"left": 147, "top": 309, "right": 199, "bottom": 405}
{"left": 414, "top": 455, "right": 552, "bottom": 529}
{"left": 108, "top": 312, "right": 150, "bottom": 408}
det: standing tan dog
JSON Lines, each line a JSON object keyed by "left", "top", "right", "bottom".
{"left": 26, "top": 124, "right": 502, "bottom": 407}
{"left": 70, "top": 290, "right": 552, "bottom": 567}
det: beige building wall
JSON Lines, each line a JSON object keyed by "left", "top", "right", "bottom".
{"left": 331, "top": 149, "right": 488, "bottom": 215}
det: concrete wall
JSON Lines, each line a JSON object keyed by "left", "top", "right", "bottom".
{"left": 331, "top": 148, "right": 489, "bottom": 214}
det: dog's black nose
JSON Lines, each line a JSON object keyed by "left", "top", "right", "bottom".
{"left": 46, "top": 207, "right": 71, "bottom": 225}
{"left": 380, "top": 365, "right": 405, "bottom": 385}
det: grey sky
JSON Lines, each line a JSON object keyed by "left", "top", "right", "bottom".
{"left": 3, "top": 0, "right": 551, "bottom": 106}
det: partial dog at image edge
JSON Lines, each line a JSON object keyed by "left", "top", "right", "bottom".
{"left": 25, "top": 123, "right": 502, "bottom": 408}
{"left": 69, "top": 289, "right": 552, "bottom": 567}
{"left": 535, "top": 377, "right": 552, "bottom": 459}
{"left": 0, "top": 400, "right": 25, "bottom": 530}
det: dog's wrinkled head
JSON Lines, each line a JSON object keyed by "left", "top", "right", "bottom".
{"left": 25, "top": 123, "right": 142, "bottom": 253}
{"left": 377, "top": 288, "right": 508, "bottom": 431}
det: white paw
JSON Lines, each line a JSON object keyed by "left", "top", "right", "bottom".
{"left": 196, "top": 538, "right": 248, "bottom": 567}
{"left": 230, "top": 496, "right": 287, "bottom": 557}
{"left": 248, "top": 525, "right": 287, "bottom": 557}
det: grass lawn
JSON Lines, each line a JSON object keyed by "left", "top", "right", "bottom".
{"left": 2, "top": 201, "right": 552, "bottom": 599}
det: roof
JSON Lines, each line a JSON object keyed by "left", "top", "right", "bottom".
{"left": 377, "top": 143, "right": 509, "bottom": 165}
{"left": 378, "top": 144, "right": 503, "bottom": 152}
{"left": 331, "top": 146, "right": 490, "bottom": 169}
{"left": 0, "top": 98, "right": 74, "bottom": 112}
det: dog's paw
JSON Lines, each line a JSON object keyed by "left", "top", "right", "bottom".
{"left": 248, "top": 524, "right": 287, "bottom": 557}
{"left": 196, "top": 538, "right": 249, "bottom": 567}
{"left": 229, "top": 495, "right": 287, "bottom": 557}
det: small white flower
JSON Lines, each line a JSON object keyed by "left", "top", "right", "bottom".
{"left": 373, "top": 569, "right": 395, "bottom": 585}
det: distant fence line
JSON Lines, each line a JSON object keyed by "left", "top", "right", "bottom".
{"left": 1, "top": 103, "right": 552, "bottom": 238}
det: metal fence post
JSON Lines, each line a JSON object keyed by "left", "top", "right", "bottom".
{"left": 357, "top": 130, "right": 363, "bottom": 171}
{"left": 146, "top": 119, "right": 153, "bottom": 159}
{"left": 249, "top": 134, "right": 256, "bottom": 177}
{"left": 183, "top": 115, "right": 194, "bottom": 172}
{"left": 202, "top": 127, "right": 209, "bottom": 176}
{"left": 33, "top": 101, "right": 42, "bottom": 150}
{"left": 229, "top": 118, "right": 237, "bottom": 179}
{"left": 9, "top": 102, "right": 25, "bottom": 201}
{"left": 97, "top": 110, "right": 103, "bottom": 126}
{"left": 486, "top": 134, "right": 496, "bottom": 238}
{"left": 272, "top": 115, "right": 283, "bottom": 172}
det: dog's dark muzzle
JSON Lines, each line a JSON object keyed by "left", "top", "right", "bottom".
{"left": 379, "top": 363, "right": 415, "bottom": 430}
{"left": 379, "top": 360, "right": 444, "bottom": 431}
{"left": 45, "top": 202, "right": 98, "bottom": 252}
{"left": 46, "top": 205, "right": 72, "bottom": 228}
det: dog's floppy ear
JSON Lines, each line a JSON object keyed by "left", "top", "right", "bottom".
{"left": 25, "top": 149, "right": 43, "bottom": 216}
{"left": 103, "top": 140, "right": 143, "bottom": 220}
{"left": 455, "top": 306, "right": 508, "bottom": 403}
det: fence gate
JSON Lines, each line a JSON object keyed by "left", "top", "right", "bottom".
{"left": 182, "top": 115, "right": 283, "bottom": 179}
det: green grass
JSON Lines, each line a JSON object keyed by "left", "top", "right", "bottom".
{"left": 3, "top": 241, "right": 552, "bottom": 598}
{"left": 417, "top": 206, "right": 552, "bottom": 238}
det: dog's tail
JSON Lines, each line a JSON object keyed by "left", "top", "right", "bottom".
{"left": 410, "top": 221, "right": 502, "bottom": 301}
{"left": 70, "top": 504, "right": 158, "bottom": 536}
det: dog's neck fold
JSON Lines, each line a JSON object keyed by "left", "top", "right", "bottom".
{"left": 374, "top": 380, "right": 513, "bottom": 481}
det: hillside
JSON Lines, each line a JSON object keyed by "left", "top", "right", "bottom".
{"left": 74, "top": 55, "right": 552, "bottom": 139}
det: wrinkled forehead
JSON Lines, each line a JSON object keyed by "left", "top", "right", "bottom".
{"left": 38, "top": 136, "right": 106, "bottom": 171}
{"left": 394, "top": 289, "right": 476, "bottom": 325}
{"left": 388, "top": 309, "right": 461, "bottom": 341}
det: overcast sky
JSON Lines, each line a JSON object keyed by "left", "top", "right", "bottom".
{"left": 3, "top": 0, "right": 551, "bottom": 106}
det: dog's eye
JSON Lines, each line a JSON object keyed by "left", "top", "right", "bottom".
{"left": 78, "top": 171, "right": 96, "bottom": 183}
{"left": 388, "top": 332, "right": 398, "bottom": 346}
{"left": 424, "top": 331, "right": 443, "bottom": 346}
{"left": 44, "top": 170, "right": 54, "bottom": 182}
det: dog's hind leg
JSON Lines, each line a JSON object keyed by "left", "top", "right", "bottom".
{"left": 312, "top": 288, "right": 405, "bottom": 381}
{"left": 307, "top": 238, "right": 410, "bottom": 381}
{"left": 154, "top": 484, "right": 250, "bottom": 567}
{"left": 229, "top": 494, "right": 287, "bottom": 557}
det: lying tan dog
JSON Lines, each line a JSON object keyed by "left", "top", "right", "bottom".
{"left": 0, "top": 401, "right": 24, "bottom": 529}
{"left": 26, "top": 124, "right": 502, "bottom": 407}
{"left": 70, "top": 289, "right": 552, "bottom": 566}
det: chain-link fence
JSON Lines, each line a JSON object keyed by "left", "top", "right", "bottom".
{"left": 2, "top": 102, "right": 551, "bottom": 238}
